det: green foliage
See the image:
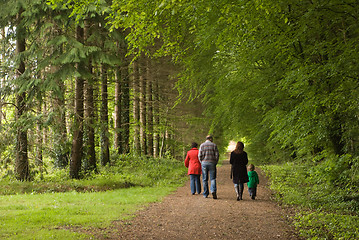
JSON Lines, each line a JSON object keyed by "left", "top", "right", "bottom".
{"left": 294, "top": 212, "right": 359, "bottom": 240}
{"left": 99, "top": 0, "right": 359, "bottom": 166}
{"left": 262, "top": 160, "right": 359, "bottom": 239}
{"left": 0, "top": 155, "right": 187, "bottom": 194}
{"left": 115, "top": 153, "right": 188, "bottom": 186}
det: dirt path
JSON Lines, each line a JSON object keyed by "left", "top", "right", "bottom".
{"left": 102, "top": 161, "right": 301, "bottom": 239}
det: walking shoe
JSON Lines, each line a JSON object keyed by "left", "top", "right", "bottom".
{"left": 212, "top": 192, "right": 217, "bottom": 199}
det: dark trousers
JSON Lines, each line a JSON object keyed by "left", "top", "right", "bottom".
{"left": 248, "top": 187, "right": 257, "bottom": 199}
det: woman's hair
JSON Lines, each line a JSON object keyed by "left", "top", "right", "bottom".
{"left": 191, "top": 142, "right": 198, "bottom": 148}
{"left": 248, "top": 164, "right": 255, "bottom": 171}
{"left": 234, "top": 141, "right": 244, "bottom": 154}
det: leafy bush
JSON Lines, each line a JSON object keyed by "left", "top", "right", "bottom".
{"left": 262, "top": 157, "right": 359, "bottom": 239}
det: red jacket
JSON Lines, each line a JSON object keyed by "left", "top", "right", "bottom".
{"left": 184, "top": 148, "right": 202, "bottom": 175}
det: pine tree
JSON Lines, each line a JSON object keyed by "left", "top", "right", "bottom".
{"left": 15, "top": 7, "right": 29, "bottom": 181}
{"left": 70, "top": 25, "right": 85, "bottom": 179}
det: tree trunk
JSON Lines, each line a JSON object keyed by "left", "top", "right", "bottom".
{"left": 115, "top": 35, "right": 131, "bottom": 155}
{"left": 132, "top": 60, "right": 140, "bottom": 152}
{"left": 139, "top": 57, "right": 147, "bottom": 155}
{"left": 146, "top": 58, "right": 154, "bottom": 156}
{"left": 84, "top": 20, "right": 96, "bottom": 171}
{"left": 15, "top": 9, "right": 29, "bottom": 181}
{"left": 53, "top": 81, "right": 68, "bottom": 168}
{"left": 51, "top": 25, "right": 68, "bottom": 168}
{"left": 70, "top": 26, "right": 85, "bottom": 179}
{"left": 121, "top": 49, "right": 130, "bottom": 154}
{"left": 100, "top": 65, "right": 110, "bottom": 166}
{"left": 84, "top": 64, "right": 96, "bottom": 170}
{"left": 114, "top": 68, "right": 122, "bottom": 154}
{"left": 35, "top": 97, "right": 43, "bottom": 167}
{"left": 153, "top": 71, "right": 160, "bottom": 158}
{"left": 0, "top": 28, "right": 4, "bottom": 126}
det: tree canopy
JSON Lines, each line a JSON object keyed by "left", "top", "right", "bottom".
{"left": 80, "top": 0, "right": 359, "bottom": 161}
{"left": 1, "top": 0, "right": 358, "bottom": 187}
{"left": 59, "top": 0, "right": 359, "bottom": 184}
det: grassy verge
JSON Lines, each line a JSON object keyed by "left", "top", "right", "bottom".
{"left": 261, "top": 162, "right": 359, "bottom": 240}
{"left": 0, "top": 155, "right": 188, "bottom": 239}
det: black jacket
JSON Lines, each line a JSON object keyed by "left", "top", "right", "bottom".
{"left": 230, "top": 151, "right": 249, "bottom": 183}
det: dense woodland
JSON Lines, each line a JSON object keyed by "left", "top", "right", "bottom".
{"left": 0, "top": 0, "right": 210, "bottom": 180}
{"left": 0, "top": 0, "right": 358, "bottom": 199}
{"left": 1, "top": 1, "right": 358, "bottom": 238}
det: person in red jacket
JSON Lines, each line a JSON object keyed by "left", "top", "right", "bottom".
{"left": 184, "top": 142, "right": 202, "bottom": 195}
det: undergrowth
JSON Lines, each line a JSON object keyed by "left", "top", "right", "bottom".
{"left": 0, "top": 154, "right": 187, "bottom": 195}
{"left": 261, "top": 156, "right": 359, "bottom": 240}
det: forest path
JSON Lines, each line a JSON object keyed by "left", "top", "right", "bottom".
{"left": 101, "top": 160, "right": 302, "bottom": 239}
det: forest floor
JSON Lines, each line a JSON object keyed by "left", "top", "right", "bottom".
{"left": 89, "top": 160, "right": 303, "bottom": 240}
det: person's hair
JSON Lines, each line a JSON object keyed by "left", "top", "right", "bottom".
{"left": 206, "top": 135, "right": 213, "bottom": 140}
{"left": 234, "top": 141, "right": 244, "bottom": 154}
{"left": 248, "top": 164, "right": 255, "bottom": 171}
{"left": 191, "top": 142, "right": 198, "bottom": 148}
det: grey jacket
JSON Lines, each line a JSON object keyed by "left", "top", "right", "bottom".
{"left": 198, "top": 140, "right": 219, "bottom": 164}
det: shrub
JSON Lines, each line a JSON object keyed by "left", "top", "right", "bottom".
{"left": 261, "top": 158, "right": 359, "bottom": 239}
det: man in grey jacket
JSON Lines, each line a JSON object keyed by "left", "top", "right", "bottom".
{"left": 198, "top": 135, "right": 219, "bottom": 199}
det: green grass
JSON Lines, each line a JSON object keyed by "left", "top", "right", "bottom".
{"left": 0, "top": 186, "right": 179, "bottom": 239}
{"left": 0, "top": 155, "right": 188, "bottom": 239}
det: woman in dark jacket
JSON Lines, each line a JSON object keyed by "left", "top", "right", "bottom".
{"left": 230, "top": 141, "right": 249, "bottom": 201}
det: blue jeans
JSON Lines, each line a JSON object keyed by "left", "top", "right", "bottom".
{"left": 201, "top": 162, "right": 217, "bottom": 197}
{"left": 190, "top": 174, "right": 201, "bottom": 194}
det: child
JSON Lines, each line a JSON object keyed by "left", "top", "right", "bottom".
{"left": 247, "top": 164, "right": 259, "bottom": 200}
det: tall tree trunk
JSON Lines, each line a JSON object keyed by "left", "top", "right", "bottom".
{"left": 15, "top": 9, "right": 29, "bottom": 181}
{"left": 0, "top": 28, "right": 4, "bottom": 126}
{"left": 153, "top": 70, "right": 160, "bottom": 158}
{"left": 100, "top": 65, "right": 110, "bottom": 166}
{"left": 53, "top": 81, "right": 68, "bottom": 168}
{"left": 121, "top": 49, "right": 130, "bottom": 154}
{"left": 51, "top": 23, "right": 68, "bottom": 168}
{"left": 114, "top": 68, "right": 122, "bottom": 154}
{"left": 139, "top": 58, "right": 147, "bottom": 155}
{"left": 115, "top": 35, "right": 131, "bottom": 155}
{"left": 45, "top": 22, "right": 68, "bottom": 168}
{"left": 132, "top": 60, "right": 140, "bottom": 153}
{"left": 84, "top": 20, "right": 96, "bottom": 171}
{"left": 35, "top": 96, "right": 43, "bottom": 167}
{"left": 84, "top": 64, "right": 96, "bottom": 170}
{"left": 70, "top": 26, "right": 85, "bottom": 179}
{"left": 146, "top": 58, "right": 154, "bottom": 156}
{"left": 0, "top": 28, "right": 3, "bottom": 164}
{"left": 159, "top": 109, "right": 169, "bottom": 158}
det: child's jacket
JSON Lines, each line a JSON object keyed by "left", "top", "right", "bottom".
{"left": 247, "top": 171, "right": 259, "bottom": 188}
